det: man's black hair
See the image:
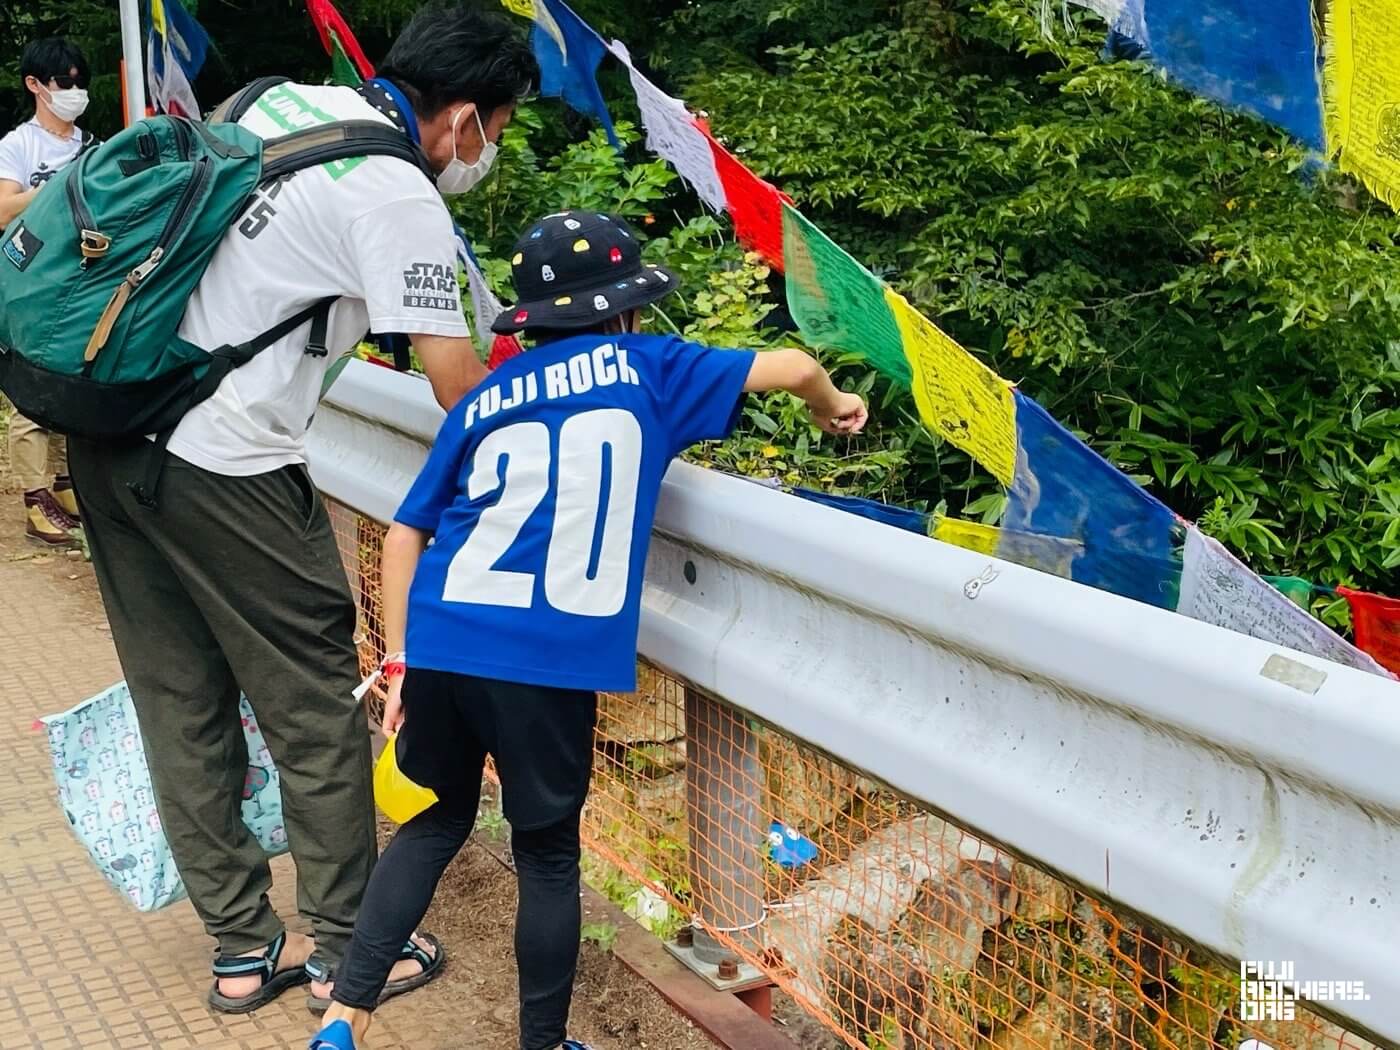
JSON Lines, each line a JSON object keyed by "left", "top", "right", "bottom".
{"left": 20, "top": 38, "right": 90, "bottom": 92}
{"left": 378, "top": 3, "right": 538, "bottom": 120}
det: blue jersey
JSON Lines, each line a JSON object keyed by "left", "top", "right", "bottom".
{"left": 395, "top": 333, "right": 756, "bottom": 691}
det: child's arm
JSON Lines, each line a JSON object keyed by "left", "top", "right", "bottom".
{"left": 380, "top": 522, "right": 431, "bottom": 733}
{"left": 744, "top": 348, "right": 869, "bottom": 435}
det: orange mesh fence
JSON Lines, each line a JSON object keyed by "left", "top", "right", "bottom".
{"left": 328, "top": 499, "right": 1378, "bottom": 1050}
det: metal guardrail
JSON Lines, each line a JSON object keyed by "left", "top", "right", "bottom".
{"left": 306, "top": 359, "right": 1400, "bottom": 1043}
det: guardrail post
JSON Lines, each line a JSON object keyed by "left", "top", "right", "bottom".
{"left": 683, "top": 685, "right": 771, "bottom": 1016}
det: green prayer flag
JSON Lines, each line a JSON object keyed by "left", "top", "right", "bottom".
{"left": 781, "top": 204, "right": 910, "bottom": 386}
{"left": 320, "top": 350, "right": 356, "bottom": 397}
{"left": 1264, "top": 575, "right": 1315, "bottom": 608}
{"left": 328, "top": 28, "right": 363, "bottom": 87}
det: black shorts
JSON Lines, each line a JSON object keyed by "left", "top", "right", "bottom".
{"left": 394, "top": 668, "right": 598, "bottom": 831}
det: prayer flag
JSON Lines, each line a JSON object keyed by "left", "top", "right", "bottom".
{"left": 608, "top": 41, "right": 726, "bottom": 212}
{"left": 531, "top": 0, "right": 620, "bottom": 148}
{"left": 1179, "top": 532, "right": 1388, "bottom": 674}
{"left": 1263, "top": 575, "right": 1315, "bottom": 608}
{"left": 456, "top": 234, "right": 506, "bottom": 348}
{"left": 327, "top": 28, "right": 362, "bottom": 87}
{"left": 700, "top": 122, "right": 789, "bottom": 270}
{"left": 884, "top": 289, "right": 1017, "bottom": 486}
{"left": 1324, "top": 0, "right": 1400, "bottom": 208}
{"left": 147, "top": 0, "right": 208, "bottom": 118}
{"left": 306, "top": 0, "right": 376, "bottom": 83}
{"left": 1006, "top": 393, "right": 1180, "bottom": 607}
{"left": 1338, "top": 587, "right": 1400, "bottom": 675}
{"left": 932, "top": 517, "right": 1082, "bottom": 578}
{"left": 791, "top": 488, "right": 929, "bottom": 534}
{"left": 1145, "top": 0, "right": 1324, "bottom": 149}
{"left": 782, "top": 204, "right": 909, "bottom": 386}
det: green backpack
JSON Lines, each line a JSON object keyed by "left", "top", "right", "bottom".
{"left": 0, "top": 77, "right": 432, "bottom": 483}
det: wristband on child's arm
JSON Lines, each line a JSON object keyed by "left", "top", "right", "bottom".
{"left": 381, "top": 650, "right": 407, "bottom": 678}
{"left": 352, "top": 651, "right": 408, "bottom": 701}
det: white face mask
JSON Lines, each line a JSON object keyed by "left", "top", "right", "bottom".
{"left": 436, "top": 105, "right": 497, "bottom": 196}
{"left": 43, "top": 85, "right": 89, "bottom": 123}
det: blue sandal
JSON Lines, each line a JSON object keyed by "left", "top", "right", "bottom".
{"left": 305, "top": 933, "right": 445, "bottom": 1014}
{"left": 309, "top": 1019, "right": 355, "bottom": 1050}
{"left": 207, "top": 931, "right": 311, "bottom": 1013}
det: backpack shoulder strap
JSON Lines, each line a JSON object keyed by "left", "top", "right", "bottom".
{"left": 209, "top": 76, "right": 291, "bottom": 125}
{"left": 260, "top": 120, "right": 435, "bottom": 184}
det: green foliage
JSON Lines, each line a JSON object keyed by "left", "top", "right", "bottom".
{"left": 475, "top": 799, "right": 508, "bottom": 841}
{"left": 10, "top": 0, "right": 1394, "bottom": 596}
{"left": 664, "top": 0, "right": 1400, "bottom": 592}
{"left": 579, "top": 921, "right": 619, "bottom": 953}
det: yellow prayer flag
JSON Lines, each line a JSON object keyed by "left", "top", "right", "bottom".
{"left": 932, "top": 516, "right": 1081, "bottom": 578}
{"left": 500, "top": 0, "right": 536, "bottom": 16}
{"left": 883, "top": 290, "right": 1017, "bottom": 486}
{"left": 1325, "top": 0, "right": 1400, "bottom": 209}
{"left": 151, "top": 0, "right": 167, "bottom": 37}
{"left": 931, "top": 516, "right": 999, "bottom": 556}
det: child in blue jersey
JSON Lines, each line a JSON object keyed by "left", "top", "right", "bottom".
{"left": 311, "top": 212, "right": 866, "bottom": 1050}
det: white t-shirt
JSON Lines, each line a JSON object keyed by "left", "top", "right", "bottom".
{"left": 0, "top": 119, "right": 85, "bottom": 191}
{"left": 168, "top": 82, "right": 470, "bottom": 476}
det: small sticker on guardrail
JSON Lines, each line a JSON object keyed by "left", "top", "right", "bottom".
{"left": 963, "top": 565, "right": 999, "bottom": 599}
{"left": 1259, "top": 654, "right": 1326, "bottom": 695}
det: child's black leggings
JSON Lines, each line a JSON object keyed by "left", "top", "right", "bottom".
{"left": 332, "top": 782, "right": 584, "bottom": 1050}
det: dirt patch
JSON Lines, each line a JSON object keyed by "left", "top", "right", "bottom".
{"left": 773, "top": 994, "right": 850, "bottom": 1049}
{"left": 387, "top": 813, "right": 715, "bottom": 1050}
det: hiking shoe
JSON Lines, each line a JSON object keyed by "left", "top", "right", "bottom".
{"left": 560, "top": 1042, "right": 595, "bottom": 1049}
{"left": 52, "top": 476, "right": 80, "bottom": 521}
{"left": 24, "top": 489, "right": 78, "bottom": 546}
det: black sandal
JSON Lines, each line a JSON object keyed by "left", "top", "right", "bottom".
{"left": 208, "top": 931, "right": 311, "bottom": 1013}
{"left": 305, "top": 932, "right": 445, "bottom": 1014}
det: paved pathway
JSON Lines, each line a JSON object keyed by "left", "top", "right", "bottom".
{"left": 0, "top": 548, "right": 461, "bottom": 1049}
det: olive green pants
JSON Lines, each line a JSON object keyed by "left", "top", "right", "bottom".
{"left": 68, "top": 437, "right": 376, "bottom": 974}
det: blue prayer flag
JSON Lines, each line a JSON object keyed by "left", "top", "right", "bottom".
{"left": 531, "top": 0, "right": 620, "bottom": 148}
{"left": 791, "top": 488, "right": 929, "bottom": 535}
{"left": 1005, "top": 393, "right": 1180, "bottom": 608}
{"left": 1141, "top": 0, "right": 1324, "bottom": 149}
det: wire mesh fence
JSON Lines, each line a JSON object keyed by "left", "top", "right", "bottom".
{"left": 326, "top": 498, "right": 1380, "bottom": 1050}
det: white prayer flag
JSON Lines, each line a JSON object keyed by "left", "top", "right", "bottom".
{"left": 1178, "top": 528, "right": 1385, "bottom": 675}
{"left": 608, "top": 41, "right": 727, "bottom": 213}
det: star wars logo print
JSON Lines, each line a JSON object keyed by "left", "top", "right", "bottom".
{"left": 402, "top": 262, "right": 461, "bottom": 311}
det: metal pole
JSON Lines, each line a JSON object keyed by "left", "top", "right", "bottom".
{"left": 118, "top": 0, "right": 147, "bottom": 126}
{"left": 684, "top": 686, "right": 766, "bottom": 965}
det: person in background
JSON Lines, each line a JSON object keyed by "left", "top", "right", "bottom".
{"left": 65, "top": 4, "right": 536, "bottom": 1015}
{"left": 309, "top": 212, "right": 868, "bottom": 1050}
{"left": 0, "top": 38, "right": 94, "bottom": 545}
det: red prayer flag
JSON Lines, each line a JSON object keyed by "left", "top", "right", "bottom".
{"left": 488, "top": 335, "right": 524, "bottom": 369}
{"left": 697, "top": 119, "right": 789, "bottom": 271}
{"left": 1338, "top": 587, "right": 1400, "bottom": 675}
{"left": 306, "top": 0, "right": 376, "bottom": 80}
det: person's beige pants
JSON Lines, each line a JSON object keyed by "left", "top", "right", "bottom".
{"left": 8, "top": 412, "right": 66, "bottom": 492}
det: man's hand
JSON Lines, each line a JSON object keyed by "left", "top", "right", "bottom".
{"left": 381, "top": 674, "right": 406, "bottom": 735}
{"left": 810, "top": 391, "right": 868, "bottom": 435}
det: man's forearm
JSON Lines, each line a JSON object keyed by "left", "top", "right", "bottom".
{"left": 0, "top": 186, "right": 38, "bottom": 230}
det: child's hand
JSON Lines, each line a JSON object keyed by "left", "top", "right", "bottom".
{"left": 382, "top": 675, "right": 406, "bottom": 735}
{"left": 811, "top": 392, "right": 868, "bottom": 435}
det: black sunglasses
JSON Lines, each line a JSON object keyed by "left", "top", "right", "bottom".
{"left": 47, "top": 74, "right": 85, "bottom": 90}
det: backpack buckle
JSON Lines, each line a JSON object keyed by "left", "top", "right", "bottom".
{"left": 80, "top": 229, "right": 111, "bottom": 264}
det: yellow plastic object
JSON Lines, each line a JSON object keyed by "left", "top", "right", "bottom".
{"left": 373, "top": 733, "right": 437, "bottom": 824}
